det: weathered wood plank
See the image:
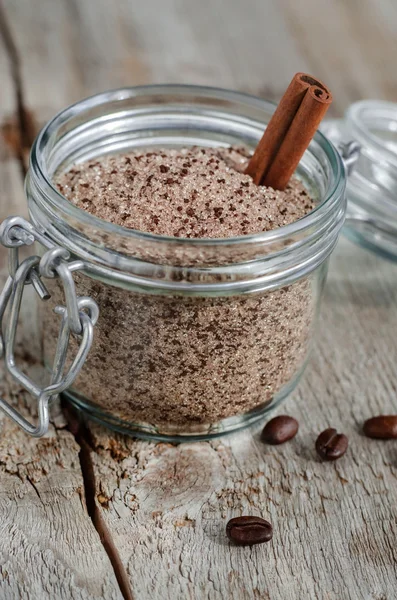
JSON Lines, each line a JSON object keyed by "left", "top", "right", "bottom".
{"left": 77, "top": 0, "right": 397, "bottom": 596}
{"left": 86, "top": 237, "right": 397, "bottom": 600}
{"left": 0, "top": 17, "right": 122, "bottom": 599}
{"left": 2, "top": 0, "right": 307, "bottom": 115}
{"left": 0, "top": 170, "right": 122, "bottom": 599}
{"left": 0, "top": 384, "right": 121, "bottom": 600}
{"left": 279, "top": 0, "right": 397, "bottom": 113}
{"left": 5, "top": 0, "right": 397, "bottom": 123}
{"left": 2, "top": 0, "right": 397, "bottom": 599}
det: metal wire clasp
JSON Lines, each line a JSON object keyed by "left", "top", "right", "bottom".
{"left": 0, "top": 216, "right": 99, "bottom": 437}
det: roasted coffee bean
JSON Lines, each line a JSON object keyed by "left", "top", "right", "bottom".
{"left": 226, "top": 516, "right": 273, "bottom": 546}
{"left": 363, "top": 415, "right": 397, "bottom": 439}
{"left": 261, "top": 415, "right": 299, "bottom": 445}
{"left": 315, "top": 428, "right": 348, "bottom": 461}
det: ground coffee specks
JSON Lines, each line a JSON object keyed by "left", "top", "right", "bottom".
{"left": 56, "top": 146, "right": 313, "bottom": 238}
{"left": 46, "top": 147, "right": 316, "bottom": 432}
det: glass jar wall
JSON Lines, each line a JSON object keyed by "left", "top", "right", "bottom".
{"left": 26, "top": 85, "right": 346, "bottom": 440}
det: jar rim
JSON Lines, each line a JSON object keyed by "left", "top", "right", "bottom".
{"left": 30, "top": 84, "right": 345, "bottom": 247}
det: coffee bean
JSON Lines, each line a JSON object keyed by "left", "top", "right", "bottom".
{"left": 363, "top": 415, "right": 397, "bottom": 439}
{"left": 315, "top": 428, "right": 348, "bottom": 461}
{"left": 226, "top": 516, "right": 273, "bottom": 546}
{"left": 261, "top": 415, "right": 299, "bottom": 445}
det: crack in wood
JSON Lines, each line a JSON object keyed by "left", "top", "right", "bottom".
{"left": 0, "top": 1, "right": 36, "bottom": 175}
{"left": 65, "top": 406, "right": 135, "bottom": 600}
{"left": 26, "top": 474, "right": 43, "bottom": 503}
{"left": 77, "top": 428, "right": 135, "bottom": 600}
{"left": 0, "top": 7, "right": 134, "bottom": 594}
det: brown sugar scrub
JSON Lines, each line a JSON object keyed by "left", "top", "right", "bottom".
{"left": 41, "top": 145, "right": 317, "bottom": 433}
{"left": 56, "top": 146, "right": 313, "bottom": 238}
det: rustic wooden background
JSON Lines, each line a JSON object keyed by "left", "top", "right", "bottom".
{"left": 1, "top": 1, "right": 397, "bottom": 598}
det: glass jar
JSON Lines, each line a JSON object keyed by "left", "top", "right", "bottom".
{"left": 2, "top": 85, "right": 346, "bottom": 440}
{"left": 322, "top": 100, "right": 397, "bottom": 261}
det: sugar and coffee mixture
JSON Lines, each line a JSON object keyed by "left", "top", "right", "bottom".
{"left": 56, "top": 146, "right": 313, "bottom": 238}
{"left": 45, "top": 147, "right": 316, "bottom": 431}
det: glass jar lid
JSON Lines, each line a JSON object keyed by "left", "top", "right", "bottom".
{"left": 321, "top": 100, "right": 397, "bottom": 261}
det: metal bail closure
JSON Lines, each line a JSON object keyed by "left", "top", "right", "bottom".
{"left": 0, "top": 216, "right": 99, "bottom": 437}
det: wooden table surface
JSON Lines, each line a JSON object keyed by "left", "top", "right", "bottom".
{"left": 1, "top": 1, "right": 397, "bottom": 598}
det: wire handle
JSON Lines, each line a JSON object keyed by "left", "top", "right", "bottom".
{"left": 0, "top": 216, "right": 98, "bottom": 437}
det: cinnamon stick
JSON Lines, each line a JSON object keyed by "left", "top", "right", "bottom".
{"left": 245, "top": 73, "right": 332, "bottom": 190}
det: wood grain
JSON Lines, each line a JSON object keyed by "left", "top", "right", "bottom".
{"left": 279, "top": 0, "right": 397, "bottom": 113}
{"left": 84, "top": 238, "right": 397, "bottom": 600}
{"left": 1, "top": 0, "right": 397, "bottom": 598}
{"left": 0, "top": 15, "right": 121, "bottom": 599}
{"left": 0, "top": 386, "right": 121, "bottom": 600}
